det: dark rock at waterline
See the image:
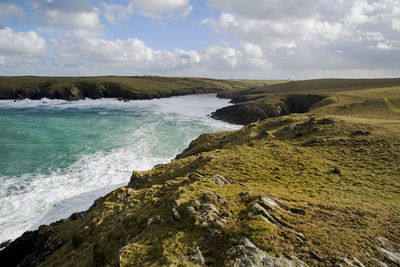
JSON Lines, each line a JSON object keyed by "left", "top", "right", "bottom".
{"left": 0, "top": 225, "right": 64, "bottom": 267}
{"left": 0, "top": 81, "right": 223, "bottom": 101}
{"left": 0, "top": 240, "right": 11, "bottom": 249}
{"left": 212, "top": 103, "right": 286, "bottom": 125}
{"left": 212, "top": 95, "right": 326, "bottom": 125}
{"left": 0, "top": 208, "right": 90, "bottom": 266}
{"left": 68, "top": 210, "right": 88, "bottom": 221}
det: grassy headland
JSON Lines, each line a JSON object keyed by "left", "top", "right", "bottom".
{"left": 1, "top": 78, "right": 400, "bottom": 266}
{"left": 0, "top": 76, "right": 258, "bottom": 100}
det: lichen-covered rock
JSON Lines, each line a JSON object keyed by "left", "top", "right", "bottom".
{"left": 128, "top": 170, "right": 148, "bottom": 189}
{"left": 226, "top": 238, "right": 308, "bottom": 267}
{"left": 378, "top": 236, "right": 400, "bottom": 265}
{"left": 182, "top": 247, "right": 206, "bottom": 266}
{"left": 186, "top": 192, "right": 227, "bottom": 229}
{"left": 210, "top": 174, "right": 233, "bottom": 185}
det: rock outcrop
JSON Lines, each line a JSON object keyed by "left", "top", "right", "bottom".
{"left": 227, "top": 238, "right": 308, "bottom": 267}
{"left": 212, "top": 95, "right": 326, "bottom": 125}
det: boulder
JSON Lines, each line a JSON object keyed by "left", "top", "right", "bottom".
{"left": 227, "top": 238, "right": 308, "bottom": 267}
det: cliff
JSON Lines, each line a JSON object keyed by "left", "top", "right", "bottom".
{"left": 0, "top": 76, "right": 250, "bottom": 101}
{"left": 1, "top": 79, "right": 400, "bottom": 266}
{"left": 212, "top": 78, "right": 400, "bottom": 125}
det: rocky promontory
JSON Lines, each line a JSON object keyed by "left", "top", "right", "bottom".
{"left": 212, "top": 95, "right": 326, "bottom": 125}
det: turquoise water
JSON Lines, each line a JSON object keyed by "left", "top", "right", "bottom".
{"left": 0, "top": 95, "right": 238, "bottom": 242}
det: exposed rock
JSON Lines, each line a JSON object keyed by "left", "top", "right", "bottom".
{"left": 250, "top": 203, "right": 293, "bottom": 228}
{"left": 289, "top": 207, "right": 306, "bottom": 215}
{"left": 126, "top": 188, "right": 135, "bottom": 196}
{"left": 258, "top": 195, "right": 283, "bottom": 212}
{"left": 380, "top": 248, "right": 400, "bottom": 265}
{"left": 250, "top": 203, "right": 269, "bottom": 217}
{"left": 222, "top": 211, "right": 233, "bottom": 218}
{"left": 172, "top": 207, "right": 181, "bottom": 221}
{"left": 128, "top": 171, "right": 148, "bottom": 189}
{"left": 295, "top": 232, "right": 306, "bottom": 241}
{"left": 351, "top": 131, "right": 371, "bottom": 136}
{"left": 174, "top": 200, "right": 181, "bottom": 208}
{"left": 147, "top": 215, "right": 162, "bottom": 226}
{"left": 238, "top": 182, "right": 253, "bottom": 188}
{"left": 309, "top": 251, "right": 324, "bottom": 262}
{"left": 202, "top": 191, "right": 226, "bottom": 204}
{"left": 333, "top": 167, "right": 342, "bottom": 175}
{"left": 352, "top": 257, "right": 365, "bottom": 267}
{"left": 342, "top": 257, "right": 355, "bottom": 266}
{"left": 188, "top": 247, "right": 206, "bottom": 266}
{"left": 239, "top": 191, "right": 255, "bottom": 197}
{"left": 186, "top": 172, "right": 205, "bottom": 183}
{"left": 186, "top": 192, "right": 226, "bottom": 229}
{"left": 336, "top": 139, "right": 347, "bottom": 145}
{"left": 370, "top": 258, "right": 388, "bottom": 267}
{"left": 0, "top": 240, "right": 11, "bottom": 249}
{"left": 318, "top": 118, "right": 334, "bottom": 124}
{"left": 258, "top": 130, "right": 271, "bottom": 138}
{"left": 68, "top": 210, "right": 87, "bottom": 221}
{"left": 0, "top": 225, "right": 64, "bottom": 267}
{"left": 226, "top": 238, "right": 308, "bottom": 267}
{"left": 210, "top": 174, "right": 233, "bottom": 185}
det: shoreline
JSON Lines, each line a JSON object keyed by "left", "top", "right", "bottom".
{"left": 0, "top": 93, "right": 238, "bottom": 246}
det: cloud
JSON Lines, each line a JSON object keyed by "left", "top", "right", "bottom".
{"left": 32, "top": 0, "right": 103, "bottom": 30}
{"left": 0, "top": 2, "right": 26, "bottom": 19}
{"left": 203, "top": 13, "right": 343, "bottom": 48}
{"left": 129, "top": 0, "right": 192, "bottom": 19}
{"left": 208, "top": 0, "right": 318, "bottom": 20}
{"left": 203, "top": 0, "right": 400, "bottom": 76}
{"left": 48, "top": 35, "right": 270, "bottom": 76}
{"left": 102, "top": 2, "right": 135, "bottom": 25}
{"left": 0, "top": 26, "right": 46, "bottom": 56}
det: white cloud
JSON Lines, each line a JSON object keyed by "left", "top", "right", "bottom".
{"left": 102, "top": 2, "right": 135, "bottom": 25}
{"left": 37, "top": 9, "right": 102, "bottom": 30}
{"left": 130, "top": 0, "right": 193, "bottom": 18}
{"left": 203, "top": 0, "right": 400, "bottom": 76}
{"left": 32, "top": 0, "right": 103, "bottom": 30}
{"left": 207, "top": 0, "right": 318, "bottom": 20}
{"left": 0, "top": 26, "right": 47, "bottom": 56}
{"left": 345, "top": 0, "right": 374, "bottom": 25}
{"left": 48, "top": 35, "right": 271, "bottom": 76}
{"left": 203, "top": 13, "right": 343, "bottom": 48}
{"left": 0, "top": 2, "right": 26, "bottom": 19}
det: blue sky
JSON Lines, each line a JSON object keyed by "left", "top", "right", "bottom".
{"left": 0, "top": 0, "right": 399, "bottom": 79}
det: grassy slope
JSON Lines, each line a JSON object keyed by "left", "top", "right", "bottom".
{"left": 231, "top": 78, "right": 400, "bottom": 104}
{"left": 4, "top": 79, "right": 400, "bottom": 266}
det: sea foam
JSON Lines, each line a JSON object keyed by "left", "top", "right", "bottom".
{"left": 0, "top": 95, "right": 239, "bottom": 242}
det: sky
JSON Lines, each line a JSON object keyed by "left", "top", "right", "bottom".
{"left": 0, "top": 0, "right": 399, "bottom": 79}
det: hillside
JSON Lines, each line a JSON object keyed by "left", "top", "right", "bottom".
{"left": 212, "top": 78, "right": 400, "bottom": 125}
{"left": 0, "top": 76, "right": 257, "bottom": 101}
{"left": 1, "top": 79, "right": 400, "bottom": 266}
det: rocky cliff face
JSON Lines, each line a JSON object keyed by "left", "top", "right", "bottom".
{"left": 212, "top": 95, "right": 326, "bottom": 125}
{"left": 0, "top": 82, "right": 223, "bottom": 101}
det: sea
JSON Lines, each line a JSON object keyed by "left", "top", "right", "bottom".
{"left": 0, "top": 94, "right": 239, "bottom": 243}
